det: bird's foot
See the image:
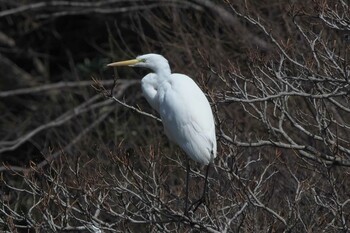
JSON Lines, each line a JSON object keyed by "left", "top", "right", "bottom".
{"left": 188, "top": 194, "right": 208, "bottom": 213}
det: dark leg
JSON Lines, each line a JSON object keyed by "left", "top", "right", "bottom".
{"left": 184, "top": 156, "right": 190, "bottom": 216}
{"left": 202, "top": 164, "right": 210, "bottom": 199}
{"left": 190, "top": 164, "right": 210, "bottom": 212}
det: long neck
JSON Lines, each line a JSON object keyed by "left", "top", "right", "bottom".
{"left": 153, "top": 63, "right": 171, "bottom": 80}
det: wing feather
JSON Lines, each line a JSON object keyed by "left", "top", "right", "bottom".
{"left": 159, "top": 74, "right": 216, "bottom": 164}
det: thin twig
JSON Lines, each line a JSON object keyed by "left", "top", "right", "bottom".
{"left": 0, "top": 80, "right": 138, "bottom": 97}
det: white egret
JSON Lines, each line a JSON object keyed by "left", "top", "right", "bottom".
{"left": 107, "top": 53, "right": 216, "bottom": 214}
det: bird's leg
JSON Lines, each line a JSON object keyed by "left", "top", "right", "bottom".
{"left": 184, "top": 156, "right": 190, "bottom": 216}
{"left": 190, "top": 164, "right": 210, "bottom": 213}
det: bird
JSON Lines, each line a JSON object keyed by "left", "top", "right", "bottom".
{"left": 107, "top": 53, "right": 216, "bottom": 214}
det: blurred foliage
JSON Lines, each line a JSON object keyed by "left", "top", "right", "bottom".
{"left": 1, "top": 0, "right": 350, "bottom": 232}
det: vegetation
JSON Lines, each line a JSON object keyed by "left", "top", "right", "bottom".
{"left": 1, "top": 0, "right": 350, "bottom": 232}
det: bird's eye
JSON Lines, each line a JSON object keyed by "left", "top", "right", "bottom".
{"left": 140, "top": 58, "right": 146, "bottom": 62}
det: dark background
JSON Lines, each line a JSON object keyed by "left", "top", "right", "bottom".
{"left": 1, "top": 0, "right": 349, "bottom": 232}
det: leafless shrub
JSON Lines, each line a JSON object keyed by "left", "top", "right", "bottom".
{"left": 1, "top": 0, "right": 350, "bottom": 232}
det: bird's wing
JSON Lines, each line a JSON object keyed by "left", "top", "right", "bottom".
{"left": 159, "top": 74, "right": 216, "bottom": 164}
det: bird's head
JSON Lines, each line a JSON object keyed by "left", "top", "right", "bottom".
{"left": 107, "top": 53, "right": 170, "bottom": 74}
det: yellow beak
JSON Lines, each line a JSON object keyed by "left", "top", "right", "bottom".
{"left": 107, "top": 59, "right": 140, "bottom": 67}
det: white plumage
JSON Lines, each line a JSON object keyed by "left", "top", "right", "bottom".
{"left": 108, "top": 53, "right": 216, "bottom": 165}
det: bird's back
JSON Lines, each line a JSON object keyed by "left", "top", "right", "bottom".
{"left": 158, "top": 73, "right": 216, "bottom": 165}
